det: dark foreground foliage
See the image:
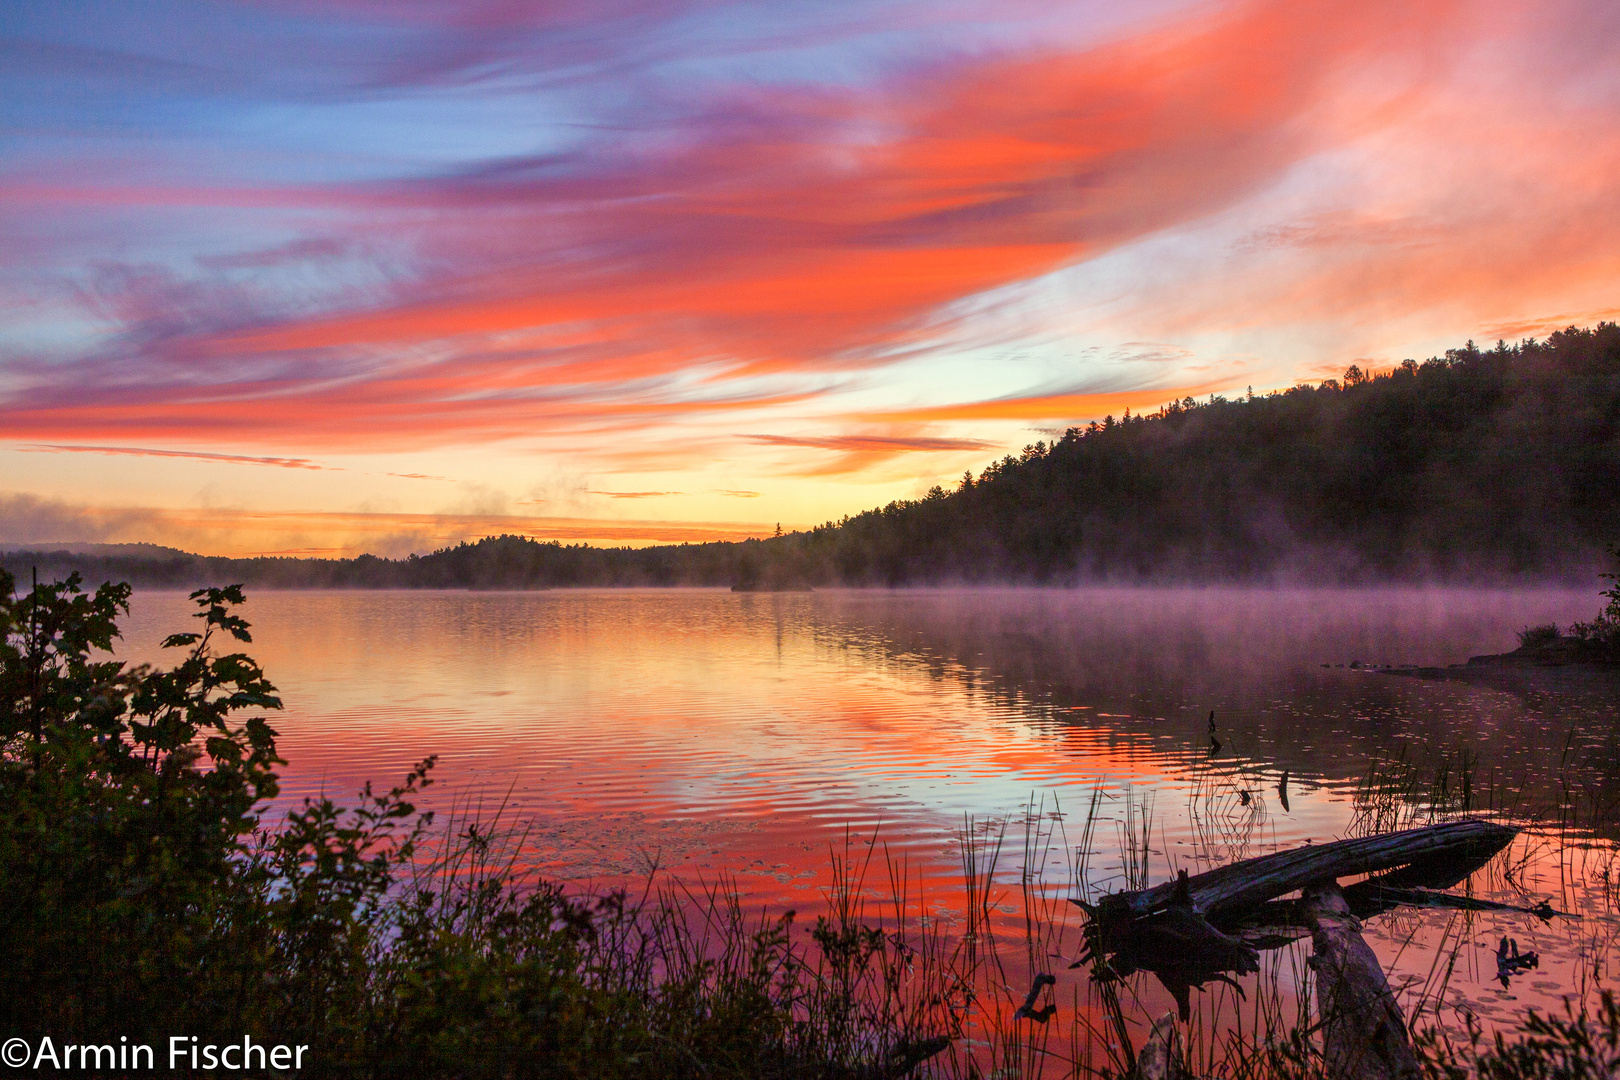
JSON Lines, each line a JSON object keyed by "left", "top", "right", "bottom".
{"left": 1421, "top": 993, "right": 1620, "bottom": 1080}
{"left": 1085, "top": 995, "right": 1620, "bottom": 1080}
{"left": 7, "top": 324, "right": 1620, "bottom": 588}
{"left": 0, "top": 572, "right": 960, "bottom": 1078}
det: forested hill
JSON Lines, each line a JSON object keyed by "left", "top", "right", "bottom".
{"left": 7, "top": 323, "right": 1618, "bottom": 588}
{"left": 804, "top": 323, "right": 1620, "bottom": 583}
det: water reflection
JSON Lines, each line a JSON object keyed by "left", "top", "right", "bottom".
{"left": 113, "top": 586, "right": 1618, "bottom": 1052}
{"left": 115, "top": 587, "right": 1614, "bottom": 863}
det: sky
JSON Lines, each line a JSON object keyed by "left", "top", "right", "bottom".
{"left": 2, "top": 0, "right": 1618, "bottom": 557}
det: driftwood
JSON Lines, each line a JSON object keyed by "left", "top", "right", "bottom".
{"left": 1076, "top": 868, "right": 1260, "bottom": 1020}
{"left": 1084, "top": 819, "right": 1516, "bottom": 926}
{"left": 1304, "top": 881, "right": 1419, "bottom": 1080}
{"left": 1073, "top": 819, "right": 1518, "bottom": 1025}
{"left": 1226, "top": 836, "right": 1563, "bottom": 939}
{"left": 1351, "top": 885, "right": 1567, "bottom": 921}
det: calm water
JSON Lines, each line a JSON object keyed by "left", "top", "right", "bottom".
{"left": 118, "top": 587, "right": 1620, "bottom": 1055}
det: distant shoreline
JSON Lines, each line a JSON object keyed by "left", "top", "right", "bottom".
{"left": 2, "top": 540, "right": 1607, "bottom": 593}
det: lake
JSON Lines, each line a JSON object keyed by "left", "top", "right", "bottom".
{"left": 118, "top": 586, "right": 1620, "bottom": 1068}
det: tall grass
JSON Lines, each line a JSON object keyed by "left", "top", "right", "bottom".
{"left": 289, "top": 800, "right": 982, "bottom": 1078}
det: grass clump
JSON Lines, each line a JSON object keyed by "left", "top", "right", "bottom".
{"left": 1420, "top": 993, "right": 1620, "bottom": 1080}
{"left": 1515, "top": 624, "right": 1561, "bottom": 649}
{"left": 0, "top": 571, "right": 960, "bottom": 1078}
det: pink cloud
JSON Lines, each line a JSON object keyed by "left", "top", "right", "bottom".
{"left": 1, "top": 0, "right": 1491, "bottom": 454}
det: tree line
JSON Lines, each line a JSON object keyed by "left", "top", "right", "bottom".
{"left": 8, "top": 322, "right": 1618, "bottom": 587}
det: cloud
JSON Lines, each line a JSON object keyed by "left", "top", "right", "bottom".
{"left": 17, "top": 443, "right": 333, "bottom": 470}
{"left": 0, "top": 0, "right": 1478, "bottom": 453}
{"left": 587, "top": 490, "right": 685, "bottom": 498}
{"left": 196, "top": 238, "right": 352, "bottom": 271}
{"left": 0, "top": 492, "right": 781, "bottom": 556}
{"left": 743, "top": 434, "right": 996, "bottom": 453}
{"left": 866, "top": 379, "right": 1240, "bottom": 423}
{"left": 1111, "top": 343, "right": 1198, "bottom": 365}
{"left": 740, "top": 431, "right": 1002, "bottom": 478}
{"left": 1475, "top": 308, "right": 1620, "bottom": 344}
{"left": 1069, "top": 0, "right": 1620, "bottom": 365}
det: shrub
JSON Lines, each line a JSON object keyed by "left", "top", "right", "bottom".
{"left": 1515, "top": 623, "right": 1561, "bottom": 649}
{"left": 1568, "top": 543, "right": 1620, "bottom": 658}
{"left": 1420, "top": 992, "right": 1620, "bottom": 1080}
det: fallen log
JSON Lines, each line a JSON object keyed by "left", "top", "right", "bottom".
{"left": 1349, "top": 885, "right": 1569, "bottom": 921}
{"left": 1223, "top": 831, "right": 1555, "bottom": 937}
{"left": 1073, "top": 820, "right": 1517, "bottom": 1022}
{"left": 1304, "top": 881, "right": 1419, "bottom": 1080}
{"left": 1078, "top": 818, "right": 1516, "bottom": 928}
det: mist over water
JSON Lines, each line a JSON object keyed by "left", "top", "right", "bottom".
{"left": 116, "top": 586, "right": 1620, "bottom": 1039}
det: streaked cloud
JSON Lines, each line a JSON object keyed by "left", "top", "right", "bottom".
{"left": 743, "top": 435, "right": 996, "bottom": 453}
{"left": 588, "top": 490, "right": 685, "bottom": 499}
{"left": 741, "top": 432, "right": 1001, "bottom": 478}
{"left": 866, "top": 381, "right": 1240, "bottom": 423}
{"left": 17, "top": 443, "right": 333, "bottom": 470}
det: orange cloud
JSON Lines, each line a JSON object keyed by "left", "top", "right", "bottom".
{"left": 0, "top": 383, "right": 826, "bottom": 452}
{"left": 743, "top": 434, "right": 996, "bottom": 453}
{"left": 740, "top": 431, "right": 1003, "bottom": 477}
{"left": 867, "top": 380, "right": 1240, "bottom": 423}
{"left": 1083, "top": 18, "right": 1620, "bottom": 365}
{"left": 588, "top": 490, "right": 685, "bottom": 499}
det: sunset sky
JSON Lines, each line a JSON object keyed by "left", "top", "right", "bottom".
{"left": 3, "top": 0, "right": 1618, "bottom": 556}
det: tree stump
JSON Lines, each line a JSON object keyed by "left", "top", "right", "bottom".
{"left": 1135, "top": 1011, "right": 1186, "bottom": 1080}
{"left": 1303, "top": 881, "right": 1418, "bottom": 1080}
